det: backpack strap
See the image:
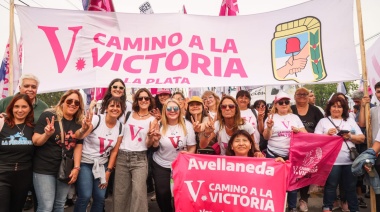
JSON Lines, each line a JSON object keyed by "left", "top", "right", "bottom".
{"left": 124, "top": 111, "right": 132, "bottom": 124}
{"left": 251, "top": 107, "right": 258, "bottom": 125}
{"left": 91, "top": 115, "right": 101, "bottom": 133}
{"left": 118, "top": 122, "right": 122, "bottom": 135}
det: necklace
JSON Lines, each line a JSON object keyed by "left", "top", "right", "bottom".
{"left": 331, "top": 117, "right": 343, "bottom": 130}
{"left": 225, "top": 124, "right": 235, "bottom": 130}
{"left": 137, "top": 111, "right": 149, "bottom": 118}
{"left": 15, "top": 123, "right": 26, "bottom": 137}
{"left": 169, "top": 125, "right": 178, "bottom": 135}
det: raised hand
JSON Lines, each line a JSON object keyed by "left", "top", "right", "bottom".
{"left": 148, "top": 120, "right": 161, "bottom": 143}
{"left": 81, "top": 110, "right": 93, "bottom": 133}
{"left": 149, "top": 108, "right": 162, "bottom": 121}
{"left": 191, "top": 115, "right": 202, "bottom": 133}
{"left": 44, "top": 116, "right": 55, "bottom": 136}
{"left": 266, "top": 112, "right": 274, "bottom": 129}
{"left": 204, "top": 113, "right": 215, "bottom": 134}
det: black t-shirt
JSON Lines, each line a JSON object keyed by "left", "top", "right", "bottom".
{"left": 33, "top": 111, "right": 83, "bottom": 175}
{"left": 0, "top": 123, "right": 34, "bottom": 171}
{"left": 291, "top": 104, "right": 324, "bottom": 133}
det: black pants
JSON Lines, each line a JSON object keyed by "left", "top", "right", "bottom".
{"left": 152, "top": 160, "right": 173, "bottom": 212}
{"left": 0, "top": 168, "right": 32, "bottom": 212}
{"left": 299, "top": 185, "right": 310, "bottom": 202}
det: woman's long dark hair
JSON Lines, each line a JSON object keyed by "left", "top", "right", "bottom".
{"left": 100, "top": 78, "right": 126, "bottom": 114}
{"left": 132, "top": 88, "right": 155, "bottom": 112}
{"left": 5, "top": 94, "right": 34, "bottom": 128}
{"left": 252, "top": 99, "right": 268, "bottom": 121}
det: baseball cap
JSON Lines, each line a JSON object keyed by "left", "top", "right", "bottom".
{"left": 156, "top": 88, "right": 171, "bottom": 95}
{"left": 188, "top": 96, "right": 203, "bottom": 104}
{"left": 274, "top": 91, "right": 291, "bottom": 103}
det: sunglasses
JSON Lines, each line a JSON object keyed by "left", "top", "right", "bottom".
{"left": 166, "top": 106, "right": 180, "bottom": 112}
{"left": 66, "top": 99, "right": 80, "bottom": 107}
{"left": 138, "top": 96, "right": 150, "bottom": 101}
{"left": 277, "top": 100, "right": 290, "bottom": 105}
{"left": 256, "top": 105, "right": 265, "bottom": 109}
{"left": 220, "top": 104, "right": 235, "bottom": 110}
{"left": 296, "top": 93, "right": 308, "bottom": 97}
{"left": 112, "top": 85, "right": 125, "bottom": 90}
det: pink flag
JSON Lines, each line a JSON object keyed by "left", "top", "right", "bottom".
{"left": 183, "top": 5, "right": 187, "bottom": 14}
{"left": 85, "top": 0, "right": 115, "bottom": 12}
{"left": 172, "top": 154, "right": 290, "bottom": 211}
{"left": 288, "top": 133, "right": 342, "bottom": 191}
{"left": 219, "top": 0, "right": 239, "bottom": 16}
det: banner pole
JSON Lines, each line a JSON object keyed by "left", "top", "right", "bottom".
{"left": 8, "top": 0, "right": 15, "bottom": 96}
{"left": 356, "top": 0, "right": 375, "bottom": 210}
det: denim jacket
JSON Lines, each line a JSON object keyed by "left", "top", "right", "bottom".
{"left": 351, "top": 148, "right": 380, "bottom": 194}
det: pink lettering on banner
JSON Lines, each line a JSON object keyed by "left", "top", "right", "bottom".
{"left": 188, "top": 35, "right": 204, "bottom": 50}
{"left": 172, "top": 155, "right": 289, "bottom": 211}
{"left": 129, "top": 125, "right": 144, "bottom": 142}
{"left": 145, "top": 53, "right": 166, "bottom": 73}
{"left": 123, "top": 55, "right": 144, "bottom": 73}
{"left": 93, "top": 33, "right": 106, "bottom": 45}
{"left": 288, "top": 133, "right": 343, "bottom": 190}
{"left": 98, "top": 137, "right": 114, "bottom": 154}
{"left": 38, "top": 26, "right": 83, "bottom": 73}
{"left": 166, "top": 49, "right": 188, "bottom": 71}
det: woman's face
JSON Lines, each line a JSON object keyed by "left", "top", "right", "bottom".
{"left": 256, "top": 103, "right": 266, "bottom": 113}
{"left": 237, "top": 95, "right": 250, "bottom": 110}
{"left": 13, "top": 99, "right": 31, "bottom": 122}
{"left": 106, "top": 101, "right": 122, "bottom": 118}
{"left": 137, "top": 91, "right": 151, "bottom": 110}
{"left": 173, "top": 94, "right": 185, "bottom": 109}
{"left": 330, "top": 102, "right": 343, "bottom": 118}
{"left": 110, "top": 81, "right": 125, "bottom": 98}
{"left": 158, "top": 93, "right": 170, "bottom": 104}
{"left": 231, "top": 134, "right": 251, "bottom": 157}
{"left": 203, "top": 95, "right": 216, "bottom": 108}
{"left": 188, "top": 102, "right": 203, "bottom": 115}
{"left": 220, "top": 98, "right": 236, "bottom": 118}
{"left": 165, "top": 102, "right": 180, "bottom": 121}
{"left": 62, "top": 93, "right": 80, "bottom": 117}
{"left": 275, "top": 99, "right": 290, "bottom": 114}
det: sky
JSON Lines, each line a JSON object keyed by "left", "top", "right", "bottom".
{"left": 1, "top": 0, "right": 380, "bottom": 67}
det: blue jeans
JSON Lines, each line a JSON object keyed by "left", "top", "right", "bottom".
{"left": 323, "top": 165, "right": 358, "bottom": 211}
{"left": 113, "top": 151, "right": 148, "bottom": 212}
{"left": 74, "top": 163, "right": 107, "bottom": 212}
{"left": 33, "top": 172, "right": 70, "bottom": 212}
{"left": 266, "top": 152, "right": 297, "bottom": 210}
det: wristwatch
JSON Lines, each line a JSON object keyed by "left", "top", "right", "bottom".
{"left": 105, "top": 167, "right": 114, "bottom": 173}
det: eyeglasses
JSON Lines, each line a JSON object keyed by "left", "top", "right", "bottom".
{"left": 277, "top": 100, "right": 290, "bottom": 106}
{"left": 220, "top": 104, "right": 236, "bottom": 110}
{"left": 66, "top": 99, "right": 80, "bottom": 107}
{"left": 112, "top": 85, "right": 124, "bottom": 90}
{"left": 137, "top": 96, "right": 150, "bottom": 101}
{"left": 166, "top": 106, "right": 180, "bottom": 112}
{"left": 256, "top": 105, "right": 265, "bottom": 109}
{"left": 23, "top": 84, "right": 37, "bottom": 89}
{"left": 296, "top": 93, "right": 308, "bottom": 97}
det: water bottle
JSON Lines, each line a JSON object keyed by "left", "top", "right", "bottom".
{"left": 365, "top": 159, "right": 376, "bottom": 177}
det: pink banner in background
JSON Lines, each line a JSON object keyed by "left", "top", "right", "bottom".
{"left": 288, "top": 133, "right": 342, "bottom": 191}
{"left": 172, "top": 154, "right": 289, "bottom": 212}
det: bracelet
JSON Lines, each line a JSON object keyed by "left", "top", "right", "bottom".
{"left": 73, "top": 166, "right": 81, "bottom": 171}
{"left": 203, "top": 132, "right": 211, "bottom": 138}
{"left": 106, "top": 167, "right": 114, "bottom": 173}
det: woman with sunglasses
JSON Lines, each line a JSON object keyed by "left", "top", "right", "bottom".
{"left": 173, "top": 91, "right": 187, "bottom": 117}
{"left": 152, "top": 99, "right": 196, "bottom": 212}
{"left": 263, "top": 92, "right": 306, "bottom": 212}
{"left": 0, "top": 94, "right": 35, "bottom": 212}
{"left": 74, "top": 97, "right": 125, "bottom": 212}
{"left": 32, "top": 90, "right": 90, "bottom": 211}
{"left": 201, "top": 90, "right": 220, "bottom": 119}
{"left": 314, "top": 96, "right": 364, "bottom": 212}
{"left": 200, "top": 95, "right": 263, "bottom": 157}
{"left": 113, "top": 88, "right": 160, "bottom": 212}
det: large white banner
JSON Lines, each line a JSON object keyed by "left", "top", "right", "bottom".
{"left": 367, "top": 37, "right": 380, "bottom": 92}
{"left": 16, "top": 0, "right": 359, "bottom": 92}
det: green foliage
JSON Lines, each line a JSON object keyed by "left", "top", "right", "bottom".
{"left": 36, "top": 91, "right": 65, "bottom": 108}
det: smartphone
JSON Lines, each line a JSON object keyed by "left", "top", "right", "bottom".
{"left": 337, "top": 130, "right": 350, "bottom": 136}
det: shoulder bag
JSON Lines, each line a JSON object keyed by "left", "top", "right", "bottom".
{"left": 57, "top": 119, "right": 74, "bottom": 182}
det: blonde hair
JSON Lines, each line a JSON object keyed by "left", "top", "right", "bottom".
{"left": 161, "top": 99, "right": 187, "bottom": 136}
{"left": 201, "top": 90, "right": 220, "bottom": 112}
{"left": 46, "top": 89, "right": 84, "bottom": 124}
{"left": 271, "top": 101, "right": 292, "bottom": 114}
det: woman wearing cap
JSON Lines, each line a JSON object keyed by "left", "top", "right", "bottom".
{"left": 200, "top": 95, "right": 263, "bottom": 157}
{"left": 314, "top": 96, "right": 364, "bottom": 212}
{"left": 290, "top": 87, "right": 324, "bottom": 211}
{"left": 185, "top": 96, "right": 212, "bottom": 154}
{"left": 152, "top": 99, "right": 196, "bottom": 212}
{"left": 263, "top": 92, "right": 306, "bottom": 212}
{"left": 201, "top": 91, "right": 220, "bottom": 119}
{"left": 236, "top": 90, "right": 261, "bottom": 151}
{"left": 113, "top": 88, "right": 160, "bottom": 212}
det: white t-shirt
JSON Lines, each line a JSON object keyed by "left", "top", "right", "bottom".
{"left": 153, "top": 121, "right": 196, "bottom": 168}
{"left": 82, "top": 114, "right": 123, "bottom": 158}
{"left": 264, "top": 113, "right": 304, "bottom": 157}
{"left": 214, "top": 120, "right": 255, "bottom": 155}
{"left": 119, "top": 113, "right": 155, "bottom": 152}
{"left": 240, "top": 109, "right": 260, "bottom": 145}
{"left": 314, "top": 117, "right": 362, "bottom": 165}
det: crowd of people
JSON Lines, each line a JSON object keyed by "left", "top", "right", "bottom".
{"left": 1, "top": 73, "right": 380, "bottom": 212}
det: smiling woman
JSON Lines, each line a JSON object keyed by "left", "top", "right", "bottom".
{"left": 0, "top": 94, "right": 35, "bottom": 212}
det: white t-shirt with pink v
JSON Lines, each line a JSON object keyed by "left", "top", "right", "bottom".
{"left": 119, "top": 113, "right": 156, "bottom": 152}
{"left": 240, "top": 109, "right": 260, "bottom": 145}
{"left": 264, "top": 113, "right": 304, "bottom": 157}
